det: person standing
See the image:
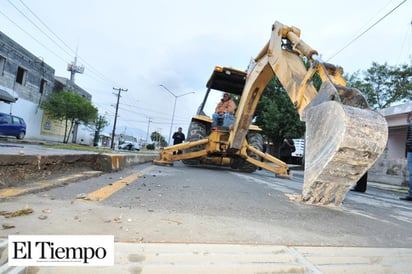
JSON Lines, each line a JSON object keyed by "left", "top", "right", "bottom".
{"left": 258, "top": 137, "right": 268, "bottom": 170}
{"left": 400, "top": 118, "right": 412, "bottom": 201}
{"left": 172, "top": 127, "right": 185, "bottom": 155}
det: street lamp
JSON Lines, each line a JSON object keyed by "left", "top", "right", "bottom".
{"left": 159, "top": 84, "right": 195, "bottom": 145}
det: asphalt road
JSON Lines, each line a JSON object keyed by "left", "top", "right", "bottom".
{"left": 1, "top": 161, "right": 411, "bottom": 248}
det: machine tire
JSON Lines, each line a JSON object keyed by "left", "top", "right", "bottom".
{"left": 182, "top": 120, "right": 207, "bottom": 165}
{"left": 238, "top": 131, "right": 263, "bottom": 173}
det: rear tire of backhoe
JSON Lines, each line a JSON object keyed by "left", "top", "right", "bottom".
{"left": 238, "top": 131, "right": 263, "bottom": 173}
{"left": 182, "top": 120, "right": 207, "bottom": 165}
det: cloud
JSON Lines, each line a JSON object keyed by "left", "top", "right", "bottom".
{"left": 1, "top": 0, "right": 410, "bottom": 139}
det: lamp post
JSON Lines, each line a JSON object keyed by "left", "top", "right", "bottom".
{"left": 159, "top": 84, "right": 194, "bottom": 145}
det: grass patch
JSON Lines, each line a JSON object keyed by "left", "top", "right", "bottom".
{"left": 44, "top": 143, "right": 113, "bottom": 153}
{"left": 42, "top": 143, "right": 157, "bottom": 154}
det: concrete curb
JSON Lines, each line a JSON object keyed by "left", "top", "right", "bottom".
{"left": 0, "top": 152, "right": 159, "bottom": 189}
{"left": 96, "top": 153, "right": 158, "bottom": 172}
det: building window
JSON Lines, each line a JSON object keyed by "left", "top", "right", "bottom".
{"left": 40, "top": 79, "right": 47, "bottom": 95}
{"left": 16, "top": 66, "right": 27, "bottom": 85}
{"left": 0, "top": 56, "right": 5, "bottom": 76}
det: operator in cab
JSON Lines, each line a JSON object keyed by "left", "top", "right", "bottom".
{"left": 212, "top": 92, "right": 236, "bottom": 128}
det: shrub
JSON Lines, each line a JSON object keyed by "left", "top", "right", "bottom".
{"left": 146, "top": 143, "right": 155, "bottom": 150}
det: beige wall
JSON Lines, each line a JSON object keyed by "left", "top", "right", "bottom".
{"left": 370, "top": 102, "right": 412, "bottom": 186}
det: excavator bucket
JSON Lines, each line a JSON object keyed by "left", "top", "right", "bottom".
{"left": 299, "top": 100, "right": 388, "bottom": 206}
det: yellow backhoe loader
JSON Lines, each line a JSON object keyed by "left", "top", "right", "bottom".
{"left": 154, "top": 21, "right": 388, "bottom": 206}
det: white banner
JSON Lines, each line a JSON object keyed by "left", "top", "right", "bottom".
{"left": 8, "top": 235, "right": 114, "bottom": 266}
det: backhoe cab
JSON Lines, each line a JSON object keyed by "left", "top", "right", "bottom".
{"left": 153, "top": 66, "right": 290, "bottom": 177}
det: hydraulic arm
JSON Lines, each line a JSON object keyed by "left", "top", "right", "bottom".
{"left": 229, "top": 21, "right": 387, "bottom": 205}
{"left": 154, "top": 20, "right": 388, "bottom": 206}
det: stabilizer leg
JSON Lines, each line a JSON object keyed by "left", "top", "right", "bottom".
{"left": 153, "top": 139, "right": 209, "bottom": 166}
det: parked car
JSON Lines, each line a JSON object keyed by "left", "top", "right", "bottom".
{"left": 0, "top": 112, "right": 26, "bottom": 139}
{"left": 118, "top": 141, "right": 140, "bottom": 151}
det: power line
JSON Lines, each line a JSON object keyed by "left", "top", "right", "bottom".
{"left": 397, "top": 18, "right": 412, "bottom": 63}
{"left": 120, "top": 102, "right": 189, "bottom": 120}
{"left": 0, "top": 1, "right": 192, "bottom": 138}
{"left": 7, "top": 0, "right": 74, "bottom": 59}
{"left": 0, "top": 8, "right": 68, "bottom": 64}
{"left": 354, "top": 0, "right": 397, "bottom": 35}
{"left": 21, "top": 0, "right": 118, "bottom": 86}
{"left": 4, "top": 0, "right": 119, "bottom": 87}
{"left": 1, "top": 1, "right": 192, "bottom": 130}
{"left": 16, "top": 0, "right": 75, "bottom": 56}
{"left": 327, "top": 0, "right": 408, "bottom": 61}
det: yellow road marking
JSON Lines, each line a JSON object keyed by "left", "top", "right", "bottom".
{"left": 0, "top": 188, "right": 30, "bottom": 197}
{"left": 79, "top": 165, "right": 155, "bottom": 202}
{"left": 0, "top": 171, "right": 102, "bottom": 199}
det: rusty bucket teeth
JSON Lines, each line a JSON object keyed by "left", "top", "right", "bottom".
{"left": 300, "top": 101, "right": 388, "bottom": 206}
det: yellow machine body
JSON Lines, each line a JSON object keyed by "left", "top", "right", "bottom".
{"left": 154, "top": 21, "right": 388, "bottom": 206}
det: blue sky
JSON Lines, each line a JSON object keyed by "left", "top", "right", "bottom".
{"left": 0, "top": 0, "right": 410, "bottom": 141}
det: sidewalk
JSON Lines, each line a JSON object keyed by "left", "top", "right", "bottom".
{"left": 2, "top": 240, "right": 412, "bottom": 274}
{"left": 0, "top": 138, "right": 158, "bottom": 189}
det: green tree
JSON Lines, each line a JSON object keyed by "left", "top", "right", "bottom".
{"left": 41, "top": 90, "right": 98, "bottom": 143}
{"left": 347, "top": 61, "right": 412, "bottom": 109}
{"left": 150, "top": 131, "right": 168, "bottom": 147}
{"left": 91, "top": 115, "right": 110, "bottom": 146}
{"left": 254, "top": 77, "right": 305, "bottom": 151}
{"left": 252, "top": 58, "right": 319, "bottom": 153}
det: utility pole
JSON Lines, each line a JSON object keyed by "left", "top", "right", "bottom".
{"left": 67, "top": 55, "right": 84, "bottom": 83}
{"left": 146, "top": 117, "right": 152, "bottom": 146}
{"left": 66, "top": 52, "right": 85, "bottom": 143}
{"left": 111, "top": 87, "right": 128, "bottom": 149}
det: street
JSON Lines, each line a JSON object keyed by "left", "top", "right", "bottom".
{"left": 1, "top": 161, "right": 411, "bottom": 247}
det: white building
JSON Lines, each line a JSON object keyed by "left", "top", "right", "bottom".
{"left": 0, "top": 30, "right": 94, "bottom": 144}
